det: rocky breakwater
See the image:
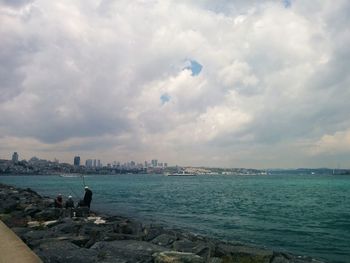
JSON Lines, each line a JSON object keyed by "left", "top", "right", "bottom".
{"left": 0, "top": 183, "right": 324, "bottom": 263}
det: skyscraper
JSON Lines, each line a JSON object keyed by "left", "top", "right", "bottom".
{"left": 151, "top": 159, "right": 158, "bottom": 167}
{"left": 85, "top": 159, "right": 93, "bottom": 168}
{"left": 74, "top": 156, "right": 80, "bottom": 166}
{"left": 12, "top": 152, "right": 19, "bottom": 163}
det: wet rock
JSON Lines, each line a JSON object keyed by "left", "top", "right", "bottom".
{"left": 75, "top": 207, "right": 90, "bottom": 217}
{"left": 216, "top": 244, "right": 273, "bottom": 263}
{"left": 2, "top": 198, "right": 18, "bottom": 213}
{"left": 153, "top": 251, "right": 205, "bottom": 263}
{"left": 43, "top": 219, "right": 62, "bottom": 228}
{"left": 71, "top": 235, "right": 91, "bottom": 247}
{"left": 173, "top": 239, "right": 195, "bottom": 252}
{"left": 24, "top": 205, "right": 41, "bottom": 217}
{"left": 34, "top": 240, "right": 97, "bottom": 263}
{"left": 208, "top": 257, "right": 223, "bottom": 263}
{"left": 27, "top": 221, "right": 42, "bottom": 229}
{"left": 11, "top": 226, "right": 31, "bottom": 238}
{"left": 92, "top": 240, "right": 166, "bottom": 262}
{"left": 34, "top": 208, "right": 62, "bottom": 221}
{"left": 52, "top": 221, "right": 82, "bottom": 235}
{"left": 151, "top": 233, "right": 177, "bottom": 247}
{"left": 113, "top": 220, "right": 142, "bottom": 235}
{"left": 143, "top": 225, "right": 165, "bottom": 241}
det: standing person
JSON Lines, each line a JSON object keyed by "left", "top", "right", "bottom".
{"left": 54, "top": 194, "right": 63, "bottom": 208}
{"left": 83, "top": 186, "right": 93, "bottom": 208}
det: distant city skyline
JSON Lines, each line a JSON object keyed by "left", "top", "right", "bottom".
{"left": 1, "top": 1, "right": 350, "bottom": 169}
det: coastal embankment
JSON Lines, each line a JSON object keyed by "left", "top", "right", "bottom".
{"left": 0, "top": 183, "right": 324, "bottom": 263}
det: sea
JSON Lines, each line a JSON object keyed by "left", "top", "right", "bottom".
{"left": 0, "top": 173, "right": 349, "bottom": 263}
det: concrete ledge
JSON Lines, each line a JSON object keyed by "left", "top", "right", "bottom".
{"left": 0, "top": 220, "right": 42, "bottom": 263}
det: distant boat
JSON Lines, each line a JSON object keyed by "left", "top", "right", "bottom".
{"left": 59, "top": 173, "right": 81, "bottom": 178}
{"left": 167, "top": 171, "right": 197, "bottom": 176}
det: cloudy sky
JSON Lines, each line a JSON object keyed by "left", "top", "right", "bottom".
{"left": 1, "top": 0, "right": 350, "bottom": 168}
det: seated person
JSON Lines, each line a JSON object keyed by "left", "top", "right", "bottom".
{"left": 54, "top": 194, "right": 63, "bottom": 208}
{"left": 65, "top": 195, "right": 74, "bottom": 209}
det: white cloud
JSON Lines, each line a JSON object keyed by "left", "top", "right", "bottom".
{"left": 309, "top": 130, "right": 350, "bottom": 155}
{"left": 1, "top": 0, "right": 350, "bottom": 167}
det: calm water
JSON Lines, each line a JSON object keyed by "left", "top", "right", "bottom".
{"left": 1, "top": 174, "right": 349, "bottom": 263}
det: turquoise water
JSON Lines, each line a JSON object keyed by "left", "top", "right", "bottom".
{"left": 1, "top": 174, "right": 349, "bottom": 263}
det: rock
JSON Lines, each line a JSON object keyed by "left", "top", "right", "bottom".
{"left": 75, "top": 207, "right": 90, "bottom": 217}
{"left": 216, "top": 244, "right": 273, "bottom": 263}
{"left": 143, "top": 225, "right": 165, "bottom": 241}
{"left": 27, "top": 221, "right": 41, "bottom": 229}
{"left": 173, "top": 239, "right": 195, "bottom": 252}
{"left": 22, "top": 230, "right": 55, "bottom": 248}
{"left": 91, "top": 240, "right": 167, "bottom": 262}
{"left": 34, "top": 208, "right": 62, "bottom": 221}
{"left": 11, "top": 227, "right": 30, "bottom": 237}
{"left": 2, "top": 198, "right": 18, "bottom": 213}
{"left": 34, "top": 240, "right": 97, "bottom": 263}
{"left": 113, "top": 220, "right": 141, "bottom": 235}
{"left": 71, "top": 235, "right": 91, "bottom": 247}
{"left": 43, "top": 220, "right": 62, "bottom": 228}
{"left": 103, "top": 232, "right": 143, "bottom": 241}
{"left": 0, "top": 213, "right": 12, "bottom": 222}
{"left": 208, "top": 257, "right": 223, "bottom": 263}
{"left": 87, "top": 216, "right": 106, "bottom": 225}
{"left": 24, "top": 205, "right": 41, "bottom": 217}
{"left": 151, "top": 233, "right": 176, "bottom": 247}
{"left": 172, "top": 238, "right": 214, "bottom": 259}
{"left": 153, "top": 251, "right": 205, "bottom": 263}
{"left": 52, "top": 221, "right": 82, "bottom": 235}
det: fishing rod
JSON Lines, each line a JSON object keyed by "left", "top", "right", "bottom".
{"left": 58, "top": 176, "right": 81, "bottom": 200}
{"left": 81, "top": 173, "right": 86, "bottom": 188}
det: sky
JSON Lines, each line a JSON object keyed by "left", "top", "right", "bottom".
{"left": 0, "top": 0, "right": 350, "bottom": 168}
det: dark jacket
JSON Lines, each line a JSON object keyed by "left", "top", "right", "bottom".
{"left": 54, "top": 196, "right": 63, "bottom": 208}
{"left": 83, "top": 189, "right": 93, "bottom": 208}
{"left": 65, "top": 199, "right": 74, "bottom": 209}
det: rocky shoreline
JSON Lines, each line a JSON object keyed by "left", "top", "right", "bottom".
{"left": 0, "top": 183, "right": 324, "bottom": 263}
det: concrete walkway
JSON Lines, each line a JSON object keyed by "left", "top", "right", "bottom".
{"left": 0, "top": 220, "right": 42, "bottom": 263}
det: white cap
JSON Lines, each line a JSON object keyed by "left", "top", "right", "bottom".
{"left": 68, "top": 195, "right": 72, "bottom": 199}
{"left": 85, "top": 186, "right": 89, "bottom": 189}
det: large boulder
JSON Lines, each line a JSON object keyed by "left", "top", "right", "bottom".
{"left": 91, "top": 240, "right": 167, "bottom": 262}
{"left": 143, "top": 225, "right": 165, "bottom": 241}
{"left": 153, "top": 251, "right": 205, "bottom": 263}
{"left": 173, "top": 238, "right": 215, "bottom": 259}
{"left": 34, "top": 240, "right": 97, "bottom": 263}
{"left": 34, "top": 208, "right": 62, "bottom": 221}
{"left": 151, "top": 233, "right": 176, "bottom": 247}
{"left": 215, "top": 244, "right": 273, "bottom": 263}
{"left": 24, "top": 205, "right": 41, "bottom": 217}
{"left": 2, "top": 198, "right": 18, "bottom": 213}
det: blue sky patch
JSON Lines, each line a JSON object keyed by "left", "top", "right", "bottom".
{"left": 283, "top": 0, "right": 292, "bottom": 8}
{"left": 184, "top": 60, "right": 203, "bottom": 76}
{"left": 160, "top": 93, "right": 171, "bottom": 105}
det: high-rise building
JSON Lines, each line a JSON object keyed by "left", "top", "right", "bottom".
{"left": 97, "top": 160, "right": 101, "bottom": 167}
{"left": 73, "top": 156, "right": 80, "bottom": 166}
{"left": 151, "top": 159, "right": 158, "bottom": 167}
{"left": 85, "top": 159, "right": 93, "bottom": 168}
{"left": 12, "top": 152, "right": 19, "bottom": 163}
{"left": 93, "top": 159, "right": 97, "bottom": 168}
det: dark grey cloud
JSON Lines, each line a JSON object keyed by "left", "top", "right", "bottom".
{"left": 0, "top": 0, "right": 33, "bottom": 8}
{"left": 1, "top": 0, "right": 350, "bottom": 167}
